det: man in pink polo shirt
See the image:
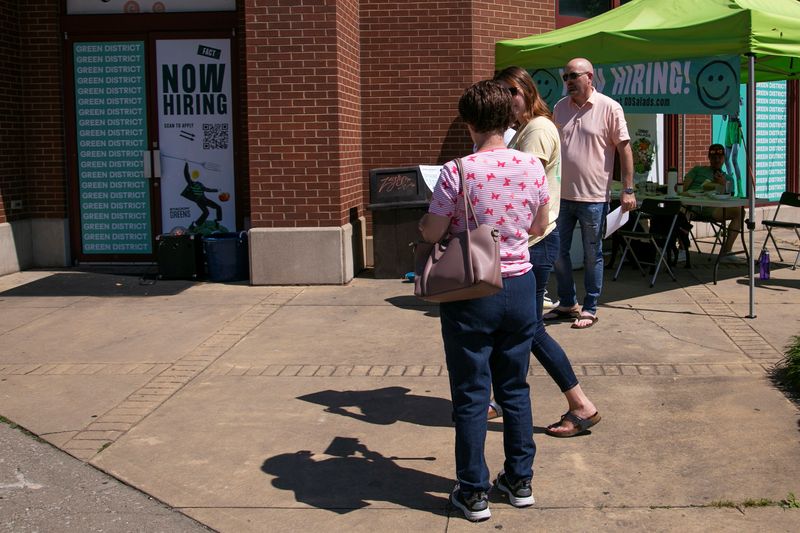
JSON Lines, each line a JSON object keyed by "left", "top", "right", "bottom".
{"left": 547, "top": 57, "right": 635, "bottom": 329}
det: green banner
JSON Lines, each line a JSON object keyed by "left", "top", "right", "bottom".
{"left": 532, "top": 55, "right": 740, "bottom": 115}
{"left": 74, "top": 41, "right": 151, "bottom": 254}
{"left": 712, "top": 82, "right": 787, "bottom": 201}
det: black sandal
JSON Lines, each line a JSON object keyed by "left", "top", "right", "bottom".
{"left": 542, "top": 307, "right": 580, "bottom": 321}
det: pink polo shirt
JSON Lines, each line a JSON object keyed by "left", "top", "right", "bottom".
{"left": 553, "top": 88, "right": 629, "bottom": 202}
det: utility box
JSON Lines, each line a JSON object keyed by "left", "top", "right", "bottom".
{"left": 368, "top": 167, "right": 430, "bottom": 279}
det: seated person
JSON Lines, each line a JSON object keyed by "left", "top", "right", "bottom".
{"left": 682, "top": 143, "right": 742, "bottom": 256}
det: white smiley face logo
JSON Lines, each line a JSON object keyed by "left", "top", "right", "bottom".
{"left": 696, "top": 60, "right": 738, "bottom": 110}
{"left": 531, "top": 69, "right": 561, "bottom": 109}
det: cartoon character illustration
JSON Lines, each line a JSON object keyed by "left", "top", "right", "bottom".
{"left": 723, "top": 97, "right": 744, "bottom": 187}
{"left": 179, "top": 161, "right": 223, "bottom": 231}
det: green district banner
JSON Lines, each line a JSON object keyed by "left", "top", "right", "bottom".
{"left": 74, "top": 41, "right": 151, "bottom": 255}
{"left": 532, "top": 56, "right": 740, "bottom": 115}
{"left": 711, "top": 82, "right": 787, "bottom": 201}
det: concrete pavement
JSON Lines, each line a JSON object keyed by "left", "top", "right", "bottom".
{"left": 1, "top": 229, "right": 799, "bottom": 532}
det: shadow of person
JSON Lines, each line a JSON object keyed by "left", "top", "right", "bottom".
{"left": 298, "top": 387, "right": 453, "bottom": 427}
{"left": 261, "top": 437, "right": 450, "bottom": 515}
{"left": 384, "top": 295, "right": 440, "bottom": 318}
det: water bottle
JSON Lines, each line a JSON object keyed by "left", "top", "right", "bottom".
{"left": 758, "top": 248, "right": 770, "bottom": 280}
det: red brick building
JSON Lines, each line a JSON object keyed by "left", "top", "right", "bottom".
{"left": 0, "top": 1, "right": 794, "bottom": 282}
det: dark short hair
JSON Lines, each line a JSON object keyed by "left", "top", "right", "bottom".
{"left": 708, "top": 143, "right": 725, "bottom": 153}
{"left": 458, "top": 80, "right": 511, "bottom": 134}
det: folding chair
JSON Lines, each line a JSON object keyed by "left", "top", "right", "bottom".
{"left": 761, "top": 191, "right": 800, "bottom": 270}
{"left": 613, "top": 199, "right": 683, "bottom": 287}
{"left": 688, "top": 213, "right": 725, "bottom": 257}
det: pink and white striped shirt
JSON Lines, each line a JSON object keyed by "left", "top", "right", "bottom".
{"left": 429, "top": 148, "right": 549, "bottom": 278}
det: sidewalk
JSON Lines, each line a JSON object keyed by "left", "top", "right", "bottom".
{"left": 0, "top": 229, "right": 799, "bottom": 532}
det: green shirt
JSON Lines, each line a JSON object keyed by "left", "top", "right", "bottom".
{"left": 684, "top": 166, "right": 732, "bottom": 192}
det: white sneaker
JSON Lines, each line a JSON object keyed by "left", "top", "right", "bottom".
{"left": 542, "top": 292, "right": 558, "bottom": 310}
{"left": 677, "top": 250, "right": 687, "bottom": 263}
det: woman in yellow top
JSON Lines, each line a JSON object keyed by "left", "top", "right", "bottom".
{"left": 491, "top": 67, "right": 601, "bottom": 438}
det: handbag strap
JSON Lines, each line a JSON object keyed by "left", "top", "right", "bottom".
{"left": 454, "top": 158, "right": 479, "bottom": 225}
{"left": 454, "top": 158, "right": 475, "bottom": 281}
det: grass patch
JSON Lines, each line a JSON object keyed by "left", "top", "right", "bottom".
{"left": 708, "top": 500, "right": 738, "bottom": 508}
{"left": 778, "top": 335, "right": 800, "bottom": 390}
{"left": 782, "top": 492, "right": 800, "bottom": 509}
{"left": 707, "top": 494, "right": 800, "bottom": 510}
{"left": 740, "top": 498, "right": 775, "bottom": 508}
{"left": 770, "top": 335, "right": 800, "bottom": 406}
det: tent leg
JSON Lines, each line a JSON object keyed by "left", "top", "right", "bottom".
{"left": 746, "top": 54, "right": 756, "bottom": 319}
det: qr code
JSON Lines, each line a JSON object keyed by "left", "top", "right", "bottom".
{"left": 202, "top": 123, "right": 229, "bottom": 150}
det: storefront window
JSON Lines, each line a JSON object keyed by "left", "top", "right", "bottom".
{"left": 557, "top": 0, "right": 632, "bottom": 28}
{"left": 558, "top": 0, "right": 611, "bottom": 19}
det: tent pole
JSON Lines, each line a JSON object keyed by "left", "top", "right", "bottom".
{"left": 680, "top": 114, "right": 685, "bottom": 178}
{"left": 746, "top": 54, "right": 756, "bottom": 318}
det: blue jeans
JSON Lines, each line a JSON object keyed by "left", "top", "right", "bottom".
{"left": 440, "top": 270, "right": 536, "bottom": 495}
{"left": 529, "top": 229, "right": 579, "bottom": 392}
{"left": 553, "top": 200, "right": 609, "bottom": 316}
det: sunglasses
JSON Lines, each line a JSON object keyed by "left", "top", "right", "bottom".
{"left": 505, "top": 86, "right": 519, "bottom": 96}
{"left": 708, "top": 149, "right": 725, "bottom": 155}
{"left": 562, "top": 72, "right": 588, "bottom": 82}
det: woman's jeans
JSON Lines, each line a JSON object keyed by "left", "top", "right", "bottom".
{"left": 529, "top": 229, "right": 579, "bottom": 393}
{"left": 553, "top": 200, "right": 609, "bottom": 315}
{"left": 440, "top": 270, "right": 536, "bottom": 495}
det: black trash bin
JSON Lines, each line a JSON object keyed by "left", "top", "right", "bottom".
{"left": 156, "top": 233, "right": 204, "bottom": 280}
{"left": 367, "top": 167, "right": 430, "bottom": 279}
{"left": 203, "top": 231, "right": 249, "bottom": 282}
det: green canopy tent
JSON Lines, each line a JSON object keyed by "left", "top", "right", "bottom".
{"left": 496, "top": 0, "right": 800, "bottom": 317}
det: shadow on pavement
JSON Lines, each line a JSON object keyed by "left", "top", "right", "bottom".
{"left": 0, "top": 271, "right": 197, "bottom": 298}
{"left": 261, "top": 437, "right": 450, "bottom": 515}
{"left": 384, "top": 295, "right": 439, "bottom": 317}
{"left": 298, "top": 387, "right": 453, "bottom": 428}
{"left": 735, "top": 273, "right": 800, "bottom": 291}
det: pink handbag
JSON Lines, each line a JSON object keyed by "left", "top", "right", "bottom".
{"left": 414, "top": 158, "right": 502, "bottom": 303}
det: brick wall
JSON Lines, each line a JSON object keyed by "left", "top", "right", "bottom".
{"left": 359, "top": 0, "right": 552, "bottom": 175}
{"left": 335, "top": 0, "right": 363, "bottom": 223}
{"left": 20, "top": 2, "right": 65, "bottom": 219}
{"left": 0, "top": 0, "right": 23, "bottom": 224}
{"left": 681, "top": 115, "right": 713, "bottom": 174}
{"left": 360, "top": 0, "right": 472, "bottom": 176}
{"left": 244, "top": 0, "right": 362, "bottom": 228}
{"left": 472, "top": 0, "right": 554, "bottom": 79}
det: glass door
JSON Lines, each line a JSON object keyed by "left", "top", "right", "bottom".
{"left": 65, "top": 33, "right": 237, "bottom": 261}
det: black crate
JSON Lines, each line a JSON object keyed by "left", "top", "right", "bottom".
{"left": 156, "top": 234, "right": 204, "bottom": 280}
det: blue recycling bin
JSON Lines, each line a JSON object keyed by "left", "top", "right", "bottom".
{"left": 203, "top": 232, "right": 249, "bottom": 282}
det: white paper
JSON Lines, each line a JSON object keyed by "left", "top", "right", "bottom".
{"left": 419, "top": 165, "right": 443, "bottom": 192}
{"left": 605, "top": 206, "right": 629, "bottom": 239}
